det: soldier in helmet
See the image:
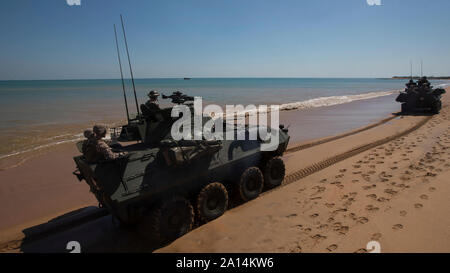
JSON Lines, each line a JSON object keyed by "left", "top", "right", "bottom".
{"left": 141, "top": 90, "right": 161, "bottom": 118}
{"left": 92, "top": 125, "right": 126, "bottom": 161}
{"left": 146, "top": 90, "right": 160, "bottom": 109}
{"left": 81, "top": 129, "right": 95, "bottom": 155}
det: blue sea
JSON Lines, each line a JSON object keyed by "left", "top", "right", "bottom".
{"left": 0, "top": 78, "right": 449, "bottom": 163}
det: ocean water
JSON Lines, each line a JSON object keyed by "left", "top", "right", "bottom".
{"left": 0, "top": 78, "right": 449, "bottom": 164}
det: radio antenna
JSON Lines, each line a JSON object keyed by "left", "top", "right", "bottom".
{"left": 120, "top": 14, "right": 140, "bottom": 116}
{"left": 114, "top": 24, "right": 130, "bottom": 122}
{"left": 410, "top": 60, "right": 413, "bottom": 80}
{"left": 421, "top": 59, "right": 423, "bottom": 77}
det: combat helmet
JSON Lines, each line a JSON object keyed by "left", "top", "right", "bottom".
{"left": 148, "top": 90, "right": 160, "bottom": 98}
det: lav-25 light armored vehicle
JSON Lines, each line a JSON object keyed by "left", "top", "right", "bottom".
{"left": 73, "top": 91, "right": 290, "bottom": 243}
{"left": 396, "top": 77, "right": 446, "bottom": 114}
{"left": 73, "top": 18, "right": 289, "bottom": 243}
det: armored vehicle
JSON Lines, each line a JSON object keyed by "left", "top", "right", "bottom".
{"left": 73, "top": 92, "right": 290, "bottom": 242}
{"left": 73, "top": 19, "right": 289, "bottom": 243}
{"left": 396, "top": 77, "right": 445, "bottom": 114}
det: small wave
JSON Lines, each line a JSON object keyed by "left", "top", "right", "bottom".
{"left": 0, "top": 136, "right": 83, "bottom": 160}
{"left": 280, "top": 90, "right": 397, "bottom": 111}
{"left": 215, "top": 90, "right": 398, "bottom": 118}
{"left": 436, "top": 83, "right": 449, "bottom": 88}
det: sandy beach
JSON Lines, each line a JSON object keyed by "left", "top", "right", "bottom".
{"left": 156, "top": 88, "right": 450, "bottom": 253}
{"left": 0, "top": 88, "right": 448, "bottom": 253}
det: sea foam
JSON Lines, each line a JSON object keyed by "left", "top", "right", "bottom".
{"left": 279, "top": 90, "right": 397, "bottom": 111}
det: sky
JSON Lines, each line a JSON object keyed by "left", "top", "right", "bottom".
{"left": 0, "top": 0, "right": 449, "bottom": 80}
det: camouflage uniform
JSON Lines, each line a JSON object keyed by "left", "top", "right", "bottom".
{"left": 84, "top": 125, "right": 126, "bottom": 162}
{"left": 95, "top": 139, "right": 125, "bottom": 160}
{"left": 82, "top": 130, "right": 95, "bottom": 154}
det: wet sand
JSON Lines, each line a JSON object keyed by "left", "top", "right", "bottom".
{"left": 157, "top": 88, "right": 450, "bottom": 253}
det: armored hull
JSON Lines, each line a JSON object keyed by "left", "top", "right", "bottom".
{"left": 73, "top": 96, "right": 290, "bottom": 242}
{"left": 396, "top": 77, "right": 445, "bottom": 114}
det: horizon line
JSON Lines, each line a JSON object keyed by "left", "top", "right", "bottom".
{"left": 0, "top": 76, "right": 424, "bottom": 82}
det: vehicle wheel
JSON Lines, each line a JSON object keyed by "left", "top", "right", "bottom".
{"left": 238, "top": 167, "right": 264, "bottom": 201}
{"left": 197, "top": 182, "right": 229, "bottom": 222}
{"left": 431, "top": 101, "right": 441, "bottom": 114}
{"left": 263, "top": 157, "right": 286, "bottom": 189}
{"left": 147, "top": 197, "right": 194, "bottom": 243}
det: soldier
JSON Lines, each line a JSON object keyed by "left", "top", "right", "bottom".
{"left": 81, "top": 129, "right": 95, "bottom": 155}
{"left": 92, "top": 125, "right": 127, "bottom": 161}
{"left": 141, "top": 90, "right": 161, "bottom": 117}
{"left": 146, "top": 90, "right": 160, "bottom": 108}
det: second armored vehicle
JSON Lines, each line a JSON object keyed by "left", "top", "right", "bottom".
{"left": 396, "top": 77, "right": 445, "bottom": 114}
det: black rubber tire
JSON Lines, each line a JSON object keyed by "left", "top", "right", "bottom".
{"left": 147, "top": 197, "right": 194, "bottom": 243}
{"left": 197, "top": 182, "right": 229, "bottom": 222}
{"left": 431, "top": 101, "right": 441, "bottom": 114}
{"left": 238, "top": 167, "right": 264, "bottom": 201}
{"left": 263, "top": 157, "right": 286, "bottom": 189}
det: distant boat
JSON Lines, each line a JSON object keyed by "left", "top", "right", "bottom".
{"left": 184, "top": 77, "right": 191, "bottom": 80}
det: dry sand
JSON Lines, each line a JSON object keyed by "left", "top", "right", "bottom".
{"left": 157, "top": 88, "right": 450, "bottom": 253}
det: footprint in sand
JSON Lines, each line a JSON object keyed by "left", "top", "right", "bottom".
{"left": 392, "top": 224, "right": 404, "bottom": 231}
{"left": 333, "top": 224, "right": 349, "bottom": 235}
{"left": 310, "top": 213, "right": 319, "bottom": 218}
{"left": 384, "top": 189, "right": 398, "bottom": 195}
{"left": 371, "top": 233, "right": 382, "bottom": 240}
{"left": 366, "top": 205, "right": 379, "bottom": 212}
{"left": 363, "top": 185, "right": 376, "bottom": 190}
{"left": 311, "top": 234, "right": 327, "bottom": 241}
{"left": 366, "top": 194, "right": 377, "bottom": 200}
{"left": 420, "top": 194, "right": 429, "bottom": 200}
{"left": 290, "top": 244, "right": 302, "bottom": 253}
{"left": 301, "top": 227, "right": 312, "bottom": 234}
{"left": 414, "top": 203, "right": 423, "bottom": 209}
{"left": 326, "top": 244, "right": 338, "bottom": 252}
{"left": 332, "top": 209, "right": 347, "bottom": 216}
{"left": 429, "top": 187, "right": 436, "bottom": 192}
{"left": 357, "top": 217, "right": 369, "bottom": 224}
{"left": 400, "top": 210, "right": 407, "bottom": 216}
{"left": 325, "top": 203, "right": 335, "bottom": 208}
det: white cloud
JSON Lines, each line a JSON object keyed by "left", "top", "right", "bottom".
{"left": 66, "top": 0, "right": 81, "bottom": 6}
{"left": 367, "top": 0, "right": 382, "bottom": 6}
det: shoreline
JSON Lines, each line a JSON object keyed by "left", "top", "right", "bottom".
{"left": 0, "top": 91, "right": 399, "bottom": 171}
